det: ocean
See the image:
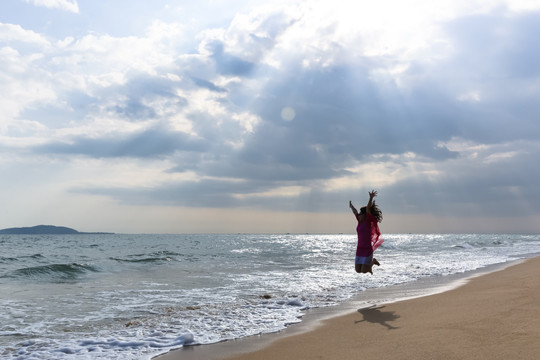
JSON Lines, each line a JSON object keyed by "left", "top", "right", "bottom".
{"left": 1, "top": 233, "right": 539, "bottom": 359}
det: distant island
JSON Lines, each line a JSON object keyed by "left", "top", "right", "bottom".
{"left": 0, "top": 225, "right": 113, "bottom": 235}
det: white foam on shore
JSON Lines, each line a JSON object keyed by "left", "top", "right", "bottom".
{"left": 153, "top": 258, "right": 531, "bottom": 360}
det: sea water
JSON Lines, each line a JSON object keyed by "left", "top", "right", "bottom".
{"left": 1, "top": 233, "right": 539, "bottom": 359}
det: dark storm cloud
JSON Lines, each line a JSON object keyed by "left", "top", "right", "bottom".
{"left": 381, "top": 153, "right": 540, "bottom": 218}
{"left": 36, "top": 126, "right": 208, "bottom": 158}
{"left": 194, "top": 63, "right": 460, "bottom": 184}
{"left": 78, "top": 178, "right": 269, "bottom": 208}
{"left": 79, "top": 173, "right": 345, "bottom": 213}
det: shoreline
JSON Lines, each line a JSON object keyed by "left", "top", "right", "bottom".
{"left": 154, "top": 257, "right": 534, "bottom": 360}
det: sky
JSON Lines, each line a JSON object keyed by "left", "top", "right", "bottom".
{"left": 1, "top": 0, "right": 540, "bottom": 234}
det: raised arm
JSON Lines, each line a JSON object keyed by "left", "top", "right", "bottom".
{"left": 366, "top": 190, "right": 377, "bottom": 214}
{"left": 349, "top": 200, "right": 359, "bottom": 218}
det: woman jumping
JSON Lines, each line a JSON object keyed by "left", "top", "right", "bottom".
{"left": 349, "top": 190, "right": 384, "bottom": 274}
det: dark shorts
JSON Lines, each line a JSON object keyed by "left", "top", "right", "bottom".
{"left": 355, "top": 255, "right": 373, "bottom": 265}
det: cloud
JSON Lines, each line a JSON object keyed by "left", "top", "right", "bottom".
{"left": 35, "top": 125, "right": 208, "bottom": 158}
{"left": 24, "top": 0, "right": 79, "bottom": 13}
{"left": 3, "top": 1, "right": 540, "bottom": 232}
{"left": 0, "top": 23, "right": 50, "bottom": 45}
{"left": 446, "top": 9, "right": 540, "bottom": 79}
{"left": 206, "top": 40, "right": 256, "bottom": 76}
{"left": 436, "top": 10, "right": 540, "bottom": 144}
{"left": 110, "top": 7, "right": 540, "bottom": 218}
{"left": 380, "top": 141, "right": 540, "bottom": 218}
{"left": 102, "top": 73, "right": 189, "bottom": 121}
{"left": 189, "top": 76, "right": 227, "bottom": 93}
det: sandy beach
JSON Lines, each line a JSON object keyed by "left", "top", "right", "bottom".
{"left": 157, "top": 256, "right": 540, "bottom": 360}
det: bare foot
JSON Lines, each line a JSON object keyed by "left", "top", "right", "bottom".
{"left": 373, "top": 258, "right": 380, "bottom": 266}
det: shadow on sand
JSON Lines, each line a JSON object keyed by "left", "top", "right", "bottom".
{"left": 355, "top": 305, "right": 400, "bottom": 330}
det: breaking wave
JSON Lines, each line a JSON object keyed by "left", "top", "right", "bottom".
{"left": 6, "top": 263, "right": 100, "bottom": 282}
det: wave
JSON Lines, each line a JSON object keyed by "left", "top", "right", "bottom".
{"left": 110, "top": 256, "right": 174, "bottom": 264}
{"left": 1, "top": 253, "right": 45, "bottom": 264}
{"left": 110, "top": 251, "right": 182, "bottom": 264}
{"left": 0, "top": 256, "right": 19, "bottom": 263}
{"left": 5, "top": 263, "right": 100, "bottom": 282}
{"left": 148, "top": 250, "right": 184, "bottom": 258}
{"left": 20, "top": 253, "right": 46, "bottom": 261}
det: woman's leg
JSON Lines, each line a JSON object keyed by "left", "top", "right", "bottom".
{"left": 360, "top": 264, "right": 373, "bottom": 274}
{"left": 356, "top": 264, "right": 371, "bottom": 273}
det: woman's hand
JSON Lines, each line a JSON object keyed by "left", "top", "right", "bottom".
{"left": 369, "top": 190, "right": 377, "bottom": 198}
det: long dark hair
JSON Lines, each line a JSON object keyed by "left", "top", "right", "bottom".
{"left": 360, "top": 201, "right": 382, "bottom": 222}
{"left": 368, "top": 201, "right": 383, "bottom": 223}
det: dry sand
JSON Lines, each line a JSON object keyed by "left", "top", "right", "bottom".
{"left": 157, "top": 257, "right": 540, "bottom": 360}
